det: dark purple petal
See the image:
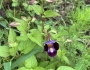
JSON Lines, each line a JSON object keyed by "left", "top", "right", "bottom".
{"left": 48, "top": 50, "right": 57, "bottom": 57}
{"left": 53, "top": 42, "right": 59, "bottom": 50}
{"left": 44, "top": 44, "right": 48, "bottom": 51}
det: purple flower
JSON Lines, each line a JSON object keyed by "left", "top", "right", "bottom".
{"left": 44, "top": 40, "right": 59, "bottom": 57}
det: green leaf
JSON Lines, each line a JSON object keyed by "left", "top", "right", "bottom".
{"left": 61, "top": 56, "right": 70, "bottom": 65}
{"left": 6, "top": 10, "right": 14, "bottom": 18}
{"left": 32, "top": 5, "right": 43, "bottom": 15}
{"left": 18, "top": 40, "right": 36, "bottom": 54}
{"left": 8, "top": 28, "right": 16, "bottom": 43}
{"left": 43, "top": 10, "right": 60, "bottom": 18}
{"left": 0, "top": 46, "right": 10, "bottom": 57}
{"left": 13, "top": 18, "right": 29, "bottom": 35}
{"left": 16, "top": 36, "right": 28, "bottom": 41}
{"left": 27, "top": 30, "right": 42, "bottom": 47}
{"left": 46, "top": 61, "right": 58, "bottom": 69}
{"left": 57, "top": 66, "right": 75, "bottom": 70}
{"left": 34, "top": 66, "right": 45, "bottom": 70}
{"left": 12, "top": 2, "right": 19, "bottom": 7}
{"left": 24, "top": 55, "right": 37, "bottom": 68}
{"left": 39, "top": 61, "right": 49, "bottom": 67}
{"left": 11, "top": 48, "right": 42, "bottom": 69}
{"left": 4, "top": 62, "right": 11, "bottom": 70}
{"left": 9, "top": 47, "right": 17, "bottom": 56}
{"left": 75, "top": 60, "right": 87, "bottom": 70}
{"left": 18, "top": 67, "right": 29, "bottom": 70}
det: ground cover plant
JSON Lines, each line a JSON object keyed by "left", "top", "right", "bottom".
{"left": 0, "top": 0, "right": 90, "bottom": 70}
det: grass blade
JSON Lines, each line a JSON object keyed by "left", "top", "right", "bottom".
{"left": 11, "top": 48, "right": 43, "bottom": 69}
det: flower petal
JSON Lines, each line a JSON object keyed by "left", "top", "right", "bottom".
{"left": 53, "top": 42, "right": 59, "bottom": 50}
{"left": 48, "top": 50, "right": 57, "bottom": 57}
{"left": 44, "top": 44, "right": 48, "bottom": 51}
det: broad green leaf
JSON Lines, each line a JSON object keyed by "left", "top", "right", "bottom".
{"left": 11, "top": 48, "right": 42, "bottom": 69}
{"left": 18, "top": 40, "right": 36, "bottom": 54}
{"left": 57, "top": 66, "right": 75, "bottom": 70}
{"left": 8, "top": 28, "right": 16, "bottom": 43}
{"left": 27, "top": 30, "right": 42, "bottom": 47}
{"left": 75, "top": 60, "right": 87, "bottom": 70}
{"left": 46, "top": 61, "right": 58, "bottom": 69}
{"left": 24, "top": 55, "right": 37, "bottom": 68}
{"left": 4, "top": 62, "right": 11, "bottom": 70}
{"left": 39, "top": 61, "right": 49, "bottom": 67}
{"left": 16, "top": 36, "right": 28, "bottom": 41}
{"left": 18, "top": 67, "right": 29, "bottom": 70}
{"left": 43, "top": 10, "right": 60, "bottom": 18}
{"left": 34, "top": 66, "right": 45, "bottom": 70}
{"left": 32, "top": 5, "right": 43, "bottom": 15}
{"left": 0, "top": 46, "right": 10, "bottom": 57}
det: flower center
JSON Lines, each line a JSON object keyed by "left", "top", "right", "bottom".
{"left": 50, "top": 48, "right": 54, "bottom": 53}
{"left": 47, "top": 44, "right": 53, "bottom": 48}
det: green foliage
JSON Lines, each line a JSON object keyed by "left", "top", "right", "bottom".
{"left": 43, "top": 10, "right": 60, "bottom": 18}
{"left": 0, "top": 0, "right": 90, "bottom": 70}
{"left": 57, "top": 66, "right": 75, "bottom": 70}
{"left": 24, "top": 55, "right": 37, "bottom": 68}
{"left": 0, "top": 46, "right": 10, "bottom": 57}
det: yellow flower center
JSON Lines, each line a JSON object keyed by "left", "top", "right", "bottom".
{"left": 50, "top": 48, "right": 53, "bottom": 53}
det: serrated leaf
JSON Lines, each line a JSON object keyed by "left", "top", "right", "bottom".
{"left": 34, "top": 66, "right": 45, "bottom": 70}
{"left": 18, "top": 40, "right": 36, "bottom": 54}
{"left": 0, "top": 46, "right": 10, "bottom": 57}
{"left": 32, "top": 5, "right": 43, "bottom": 15}
{"left": 57, "top": 66, "right": 75, "bottom": 70}
{"left": 8, "top": 28, "right": 16, "bottom": 43}
{"left": 24, "top": 55, "right": 37, "bottom": 68}
{"left": 27, "top": 30, "right": 42, "bottom": 47}
{"left": 43, "top": 10, "right": 60, "bottom": 18}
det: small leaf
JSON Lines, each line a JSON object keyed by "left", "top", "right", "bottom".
{"left": 61, "top": 56, "right": 70, "bottom": 65}
{"left": 8, "top": 28, "right": 16, "bottom": 43}
{"left": 0, "top": 46, "right": 10, "bottom": 57}
{"left": 24, "top": 55, "right": 37, "bottom": 68}
{"left": 6, "top": 10, "right": 14, "bottom": 18}
{"left": 43, "top": 10, "right": 60, "bottom": 18}
{"left": 57, "top": 66, "right": 75, "bottom": 70}
{"left": 4, "top": 62, "right": 11, "bottom": 70}
{"left": 32, "top": 5, "right": 43, "bottom": 15}
{"left": 9, "top": 47, "right": 17, "bottom": 56}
